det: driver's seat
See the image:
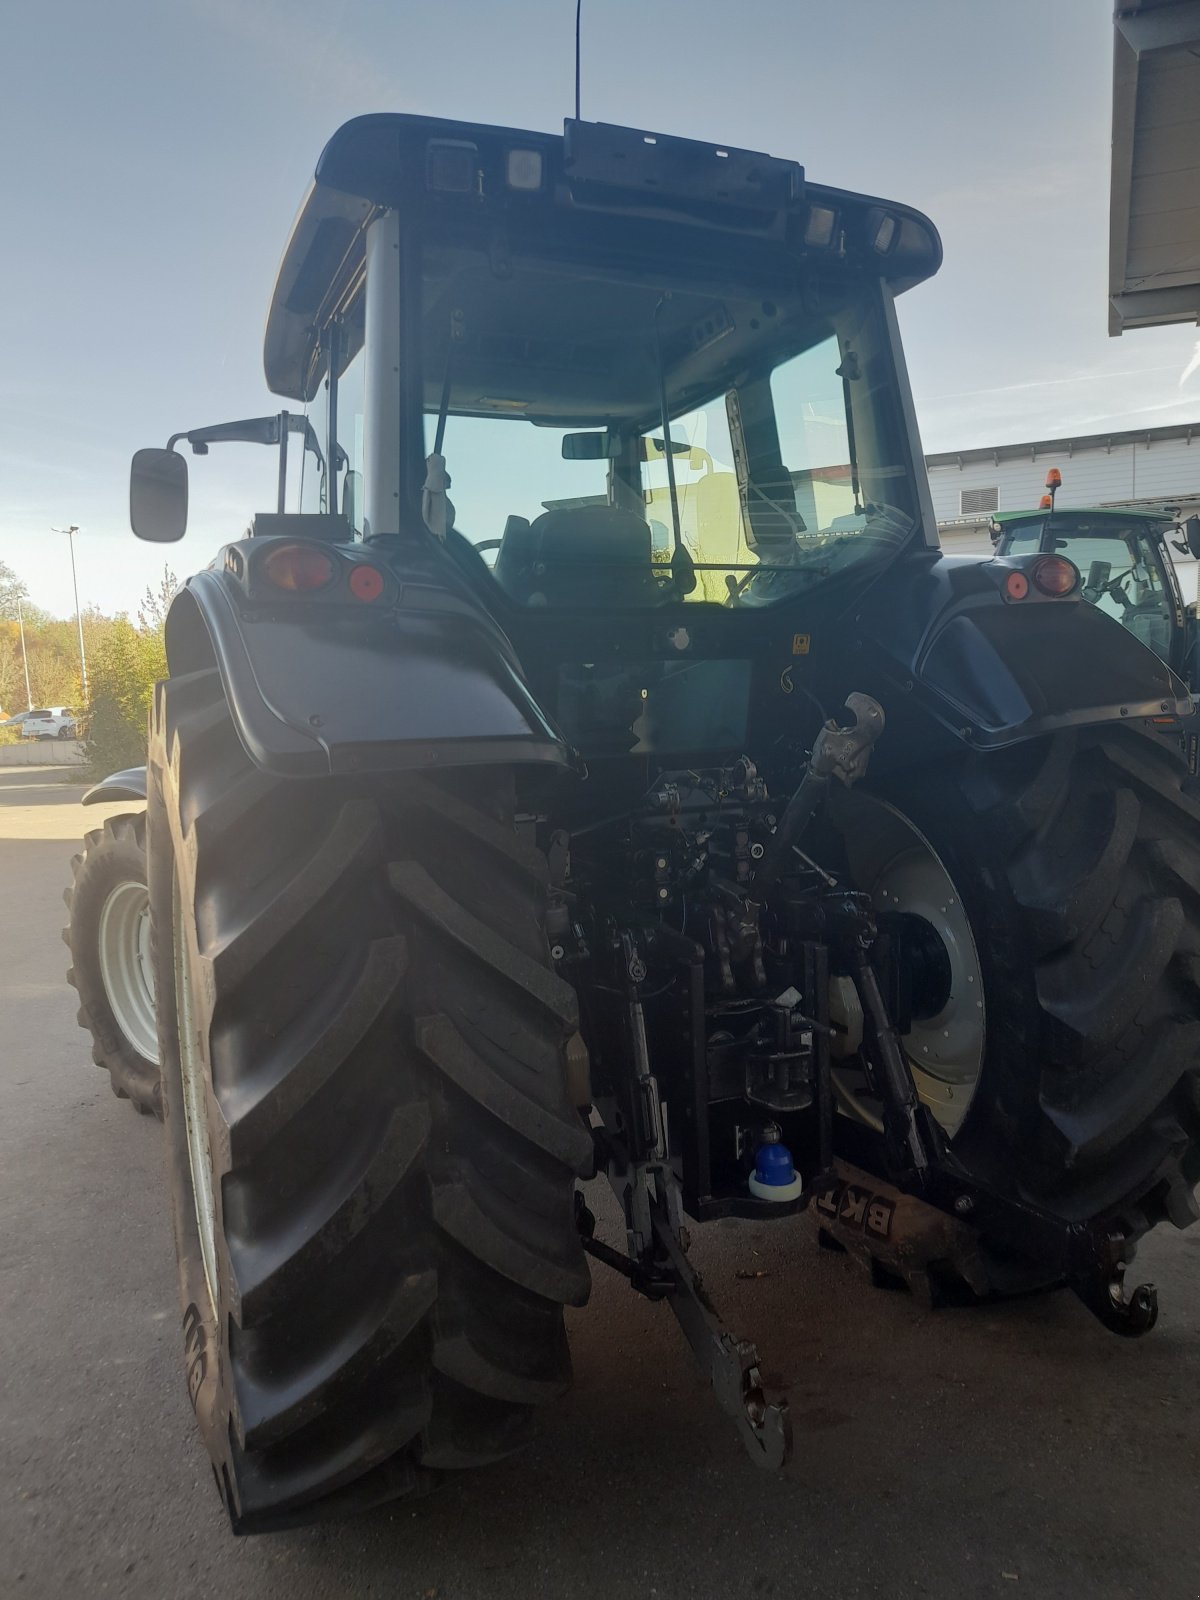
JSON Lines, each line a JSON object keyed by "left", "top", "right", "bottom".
{"left": 493, "top": 504, "right": 659, "bottom": 606}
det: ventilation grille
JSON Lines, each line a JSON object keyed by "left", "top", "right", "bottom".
{"left": 960, "top": 486, "right": 999, "bottom": 516}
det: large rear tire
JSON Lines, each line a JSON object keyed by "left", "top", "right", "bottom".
{"left": 838, "top": 726, "right": 1200, "bottom": 1246}
{"left": 65, "top": 811, "right": 161, "bottom": 1117}
{"left": 150, "top": 670, "right": 590, "bottom": 1533}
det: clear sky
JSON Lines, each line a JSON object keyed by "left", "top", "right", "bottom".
{"left": 3, "top": 0, "right": 1197, "bottom": 618}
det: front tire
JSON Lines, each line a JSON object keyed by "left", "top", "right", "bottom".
{"left": 150, "top": 670, "right": 590, "bottom": 1532}
{"left": 64, "top": 812, "right": 161, "bottom": 1116}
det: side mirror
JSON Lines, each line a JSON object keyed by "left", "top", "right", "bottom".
{"left": 1185, "top": 515, "right": 1200, "bottom": 561}
{"left": 561, "top": 431, "right": 620, "bottom": 461}
{"left": 130, "top": 448, "right": 188, "bottom": 541}
{"left": 642, "top": 438, "right": 712, "bottom": 474}
{"left": 1083, "top": 558, "right": 1111, "bottom": 601}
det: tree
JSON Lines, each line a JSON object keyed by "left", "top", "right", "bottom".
{"left": 137, "top": 566, "right": 179, "bottom": 635}
{"left": 82, "top": 617, "right": 167, "bottom": 776}
{"left": 0, "top": 559, "right": 28, "bottom": 623}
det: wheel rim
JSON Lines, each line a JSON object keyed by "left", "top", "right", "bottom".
{"left": 830, "top": 790, "right": 985, "bottom": 1139}
{"left": 173, "top": 875, "right": 219, "bottom": 1315}
{"left": 97, "top": 879, "right": 159, "bottom": 1064}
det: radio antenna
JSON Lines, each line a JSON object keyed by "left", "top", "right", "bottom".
{"left": 574, "top": 0, "right": 582, "bottom": 120}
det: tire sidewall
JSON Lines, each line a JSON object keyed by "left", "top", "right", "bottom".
{"left": 148, "top": 750, "right": 235, "bottom": 1482}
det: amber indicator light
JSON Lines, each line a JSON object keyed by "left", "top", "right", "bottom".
{"left": 348, "top": 565, "right": 385, "bottom": 602}
{"left": 262, "top": 543, "right": 336, "bottom": 592}
{"left": 1032, "top": 555, "right": 1078, "bottom": 597}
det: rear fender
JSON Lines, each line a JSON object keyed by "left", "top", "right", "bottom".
{"left": 855, "top": 552, "right": 1192, "bottom": 750}
{"left": 82, "top": 767, "right": 148, "bottom": 806}
{"left": 164, "top": 536, "right": 574, "bottom": 779}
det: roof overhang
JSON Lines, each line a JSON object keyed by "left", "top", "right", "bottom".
{"left": 263, "top": 114, "right": 942, "bottom": 402}
{"left": 1109, "top": 0, "right": 1200, "bottom": 335}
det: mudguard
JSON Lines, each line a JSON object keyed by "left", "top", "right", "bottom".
{"left": 854, "top": 552, "right": 1193, "bottom": 751}
{"left": 82, "top": 767, "right": 148, "bottom": 806}
{"left": 164, "top": 537, "right": 574, "bottom": 779}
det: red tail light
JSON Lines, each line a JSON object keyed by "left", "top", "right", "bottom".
{"left": 348, "top": 564, "right": 384, "bottom": 602}
{"left": 261, "top": 543, "right": 336, "bottom": 592}
{"left": 1005, "top": 570, "right": 1029, "bottom": 600}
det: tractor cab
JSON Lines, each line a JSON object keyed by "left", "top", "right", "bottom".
{"left": 260, "top": 114, "right": 943, "bottom": 616}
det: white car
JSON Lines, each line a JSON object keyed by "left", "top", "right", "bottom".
{"left": 19, "top": 707, "right": 78, "bottom": 740}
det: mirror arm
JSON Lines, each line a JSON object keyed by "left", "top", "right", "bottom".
{"left": 160, "top": 413, "right": 332, "bottom": 504}
{"left": 277, "top": 410, "right": 289, "bottom": 514}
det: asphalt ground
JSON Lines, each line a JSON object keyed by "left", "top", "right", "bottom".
{"left": 3, "top": 764, "right": 1199, "bottom": 1600}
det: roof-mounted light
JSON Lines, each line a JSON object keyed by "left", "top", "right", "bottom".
{"left": 506, "top": 148, "right": 544, "bottom": 191}
{"left": 426, "top": 140, "right": 479, "bottom": 194}
{"left": 804, "top": 205, "right": 837, "bottom": 248}
{"left": 872, "top": 214, "right": 897, "bottom": 254}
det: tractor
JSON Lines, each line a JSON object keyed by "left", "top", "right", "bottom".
{"left": 64, "top": 114, "right": 1200, "bottom": 1532}
{"left": 991, "top": 470, "right": 1200, "bottom": 774}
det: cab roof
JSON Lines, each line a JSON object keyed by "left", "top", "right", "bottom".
{"left": 264, "top": 113, "right": 942, "bottom": 403}
{"left": 993, "top": 506, "right": 1176, "bottom": 530}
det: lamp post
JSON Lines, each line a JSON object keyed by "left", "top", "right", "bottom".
{"left": 51, "top": 524, "right": 88, "bottom": 702}
{"left": 16, "top": 595, "right": 32, "bottom": 710}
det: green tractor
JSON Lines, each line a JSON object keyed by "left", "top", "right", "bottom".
{"left": 992, "top": 470, "right": 1200, "bottom": 774}
{"left": 66, "top": 114, "right": 1200, "bottom": 1533}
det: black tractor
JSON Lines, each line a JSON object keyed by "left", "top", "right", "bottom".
{"left": 68, "top": 115, "right": 1200, "bottom": 1532}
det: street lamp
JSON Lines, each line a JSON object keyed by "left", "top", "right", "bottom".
{"left": 15, "top": 595, "right": 32, "bottom": 710}
{"left": 51, "top": 524, "right": 88, "bottom": 702}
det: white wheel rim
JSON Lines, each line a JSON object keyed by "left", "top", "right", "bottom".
{"left": 173, "top": 875, "right": 219, "bottom": 1315}
{"left": 97, "top": 879, "right": 159, "bottom": 1064}
{"left": 830, "top": 790, "right": 985, "bottom": 1139}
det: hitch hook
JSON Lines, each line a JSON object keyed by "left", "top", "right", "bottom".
{"left": 1074, "top": 1264, "right": 1159, "bottom": 1338}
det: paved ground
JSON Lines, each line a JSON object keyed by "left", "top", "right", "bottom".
{"left": 3, "top": 764, "right": 1199, "bottom": 1600}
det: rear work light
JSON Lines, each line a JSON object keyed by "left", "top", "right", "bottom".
{"left": 1032, "top": 555, "right": 1078, "bottom": 597}
{"left": 804, "top": 205, "right": 837, "bottom": 248}
{"left": 506, "top": 147, "right": 544, "bottom": 190}
{"left": 872, "top": 214, "right": 897, "bottom": 253}
{"left": 261, "top": 543, "right": 336, "bottom": 592}
{"left": 427, "top": 139, "right": 479, "bottom": 193}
